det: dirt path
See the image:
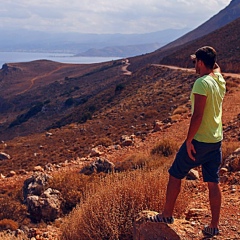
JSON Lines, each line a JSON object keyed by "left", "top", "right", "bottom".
{"left": 121, "top": 59, "right": 132, "bottom": 75}
{"left": 16, "top": 65, "right": 65, "bottom": 95}
{"left": 152, "top": 64, "right": 240, "bottom": 79}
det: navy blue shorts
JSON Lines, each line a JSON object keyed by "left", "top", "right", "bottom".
{"left": 169, "top": 139, "right": 222, "bottom": 183}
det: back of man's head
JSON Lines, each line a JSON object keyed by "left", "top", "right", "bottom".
{"left": 194, "top": 46, "right": 217, "bottom": 69}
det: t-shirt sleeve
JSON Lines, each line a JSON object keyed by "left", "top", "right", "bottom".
{"left": 192, "top": 78, "right": 208, "bottom": 96}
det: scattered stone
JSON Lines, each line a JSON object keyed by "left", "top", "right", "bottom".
{"left": 44, "top": 163, "right": 54, "bottom": 171}
{"left": 80, "top": 157, "right": 115, "bottom": 175}
{"left": 0, "top": 173, "right": 6, "bottom": 179}
{"left": 231, "top": 185, "right": 237, "bottom": 193}
{"left": 0, "top": 152, "right": 11, "bottom": 160}
{"left": 45, "top": 132, "right": 53, "bottom": 137}
{"left": 120, "top": 135, "right": 134, "bottom": 146}
{"left": 153, "top": 120, "right": 163, "bottom": 132}
{"left": 219, "top": 167, "right": 228, "bottom": 175}
{"left": 33, "top": 166, "right": 44, "bottom": 172}
{"left": 7, "top": 171, "right": 16, "bottom": 177}
{"left": 89, "top": 147, "right": 103, "bottom": 157}
{"left": 186, "top": 169, "right": 199, "bottom": 180}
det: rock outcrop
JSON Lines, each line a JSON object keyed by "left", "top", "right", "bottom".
{"left": 26, "top": 188, "right": 63, "bottom": 222}
{"left": 133, "top": 211, "right": 181, "bottom": 240}
{"left": 23, "top": 172, "right": 63, "bottom": 222}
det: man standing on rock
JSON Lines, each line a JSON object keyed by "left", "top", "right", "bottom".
{"left": 148, "top": 46, "right": 226, "bottom": 237}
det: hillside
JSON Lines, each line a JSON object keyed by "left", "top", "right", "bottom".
{"left": 128, "top": 0, "right": 240, "bottom": 72}
{"left": 0, "top": 63, "right": 239, "bottom": 176}
{"left": 0, "top": 65, "right": 239, "bottom": 239}
{"left": 0, "top": 65, "right": 196, "bottom": 174}
{"left": 159, "top": 17, "right": 240, "bottom": 73}
{"left": 160, "top": 0, "right": 240, "bottom": 50}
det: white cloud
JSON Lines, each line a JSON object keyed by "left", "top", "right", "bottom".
{"left": 0, "top": 0, "right": 232, "bottom": 33}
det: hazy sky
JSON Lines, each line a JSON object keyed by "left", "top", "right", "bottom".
{"left": 1, "top": 0, "right": 232, "bottom": 34}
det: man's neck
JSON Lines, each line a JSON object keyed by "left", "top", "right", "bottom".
{"left": 200, "top": 68, "right": 213, "bottom": 77}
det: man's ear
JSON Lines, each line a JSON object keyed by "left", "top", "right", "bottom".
{"left": 198, "top": 59, "right": 204, "bottom": 67}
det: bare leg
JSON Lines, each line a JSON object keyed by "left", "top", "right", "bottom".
{"left": 208, "top": 182, "right": 221, "bottom": 228}
{"left": 162, "top": 175, "right": 181, "bottom": 217}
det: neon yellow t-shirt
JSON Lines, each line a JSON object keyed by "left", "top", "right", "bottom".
{"left": 190, "top": 72, "right": 226, "bottom": 143}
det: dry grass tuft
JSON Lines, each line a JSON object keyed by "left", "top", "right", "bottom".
{"left": 95, "top": 137, "right": 113, "bottom": 147}
{"left": 48, "top": 170, "right": 102, "bottom": 213}
{"left": 0, "top": 184, "right": 27, "bottom": 223}
{"left": 222, "top": 141, "right": 240, "bottom": 163}
{"left": 0, "top": 232, "right": 28, "bottom": 240}
{"left": 0, "top": 219, "right": 18, "bottom": 231}
{"left": 61, "top": 168, "right": 192, "bottom": 240}
{"left": 114, "top": 153, "right": 149, "bottom": 172}
{"left": 151, "top": 139, "right": 178, "bottom": 157}
{"left": 172, "top": 106, "right": 188, "bottom": 115}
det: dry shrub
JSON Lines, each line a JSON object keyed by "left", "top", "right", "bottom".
{"left": 151, "top": 139, "right": 178, "bottom": 157}
{"left": 172, "top": 106, "right": 188, "bottom": 115}
{"left": 61, "top": 169, "right": 192, "bottom": 240}
{"left": 115, "top": 152, "right": 173, "bottom": 173}
{"left": 226, "top": 80, "right": 239, "bottom": 92}
{"left": 222, "top": 141, "right": 239, "bottom": 161}
{"left": 115, "top": 153, "right": 149, "bottom": 172}
{"left": 0, "top": 181, "right": 27, "bottom": 223}
{"left": 95, "top": 137, "right": 113, "bottom": 147}
{"left": 48, "top": 170, "right": 101, "bottom": 213}
{"left": 0, "top": 232, "right": 28, "bottom": 240}
{"left": 170, "top": 114, "right": 182, "bottom": 122}
{"left": 144, "top": 109, "right": 159, "bottom": 119}
{"left": 0, "top": 219, "right": 18, "bottom": 231}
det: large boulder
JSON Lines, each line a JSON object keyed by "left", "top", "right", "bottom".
{"left": 23, "top": 172, "right": 51, "bottom": 201}
{"left": 23, "top": 172, "right": 63, "bottom": 222}
{"left": 133, "top": 211, "right": 181, "bottom": 240}
{"left": 26, "top": 188, "right": 63, "bottom": 222}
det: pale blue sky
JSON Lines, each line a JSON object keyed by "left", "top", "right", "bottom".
{"left": 0, "top": 0, "right": 232, "bottom": 34}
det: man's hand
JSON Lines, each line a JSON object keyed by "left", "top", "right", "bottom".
{"left": 186, "top": 140, "right": 196, "bottom": 161}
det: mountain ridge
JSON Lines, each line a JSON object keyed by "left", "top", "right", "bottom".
{"left": 160, "top": 0, "right": 240, "bottom": 51}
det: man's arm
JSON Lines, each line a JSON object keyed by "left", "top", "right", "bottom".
{"left": 186, "top": 93, "right": 207, "bottom": 160}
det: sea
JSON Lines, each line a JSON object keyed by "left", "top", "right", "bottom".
{"left": 0, "top": 51, "right": 121, "bottom": 68}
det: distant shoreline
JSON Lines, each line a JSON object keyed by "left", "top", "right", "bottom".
{"left": 0, "top": 51, "right": 121, "bottom": 68}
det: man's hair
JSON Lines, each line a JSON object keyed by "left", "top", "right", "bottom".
{"left": 194, "top": 46, "right": 217, "bottom": 69}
